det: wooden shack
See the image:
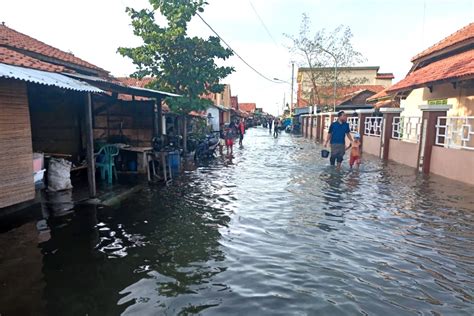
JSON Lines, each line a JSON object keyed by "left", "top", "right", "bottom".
{"left": 0, "top": 79, "right": 34, "bottom": 208}
{"left": 0, "top": 24, "right": 179, "bottom": 210}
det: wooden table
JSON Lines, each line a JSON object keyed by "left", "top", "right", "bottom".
{"left": 120, "top": 146, "right": 153, "bottom": 181}
{"left": 120, "top": 147, "right": 172, "bottom": 183}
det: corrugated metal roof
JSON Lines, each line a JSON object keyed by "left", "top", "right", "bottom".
{"left": 212, "top": 103, "right": 230, "bottom": 111}
{"left": 64, "top": 73, "right": 181, "bottom": 98}
{"left": 0, "top": 63, "right": 103, "bottom": 93}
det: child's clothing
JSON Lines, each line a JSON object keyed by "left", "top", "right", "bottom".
{"left": 225, "top": 129, "right": 234, "bottom": 147}
{"left": 349, "top": 140, "right": 361, "bottom": 167}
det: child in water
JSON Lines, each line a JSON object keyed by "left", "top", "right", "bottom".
{"left": 224, "top": 126, "right": 234, "bottom": 156}
{"left": 347, "top": 133, "right": 362, "bottom": 169}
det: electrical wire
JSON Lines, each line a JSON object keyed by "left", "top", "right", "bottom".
{"left": 196, "top": 12, "right": 281, "bottom": 84}
{"left": 248, "top": 0, "right": 279, "bottom": 48}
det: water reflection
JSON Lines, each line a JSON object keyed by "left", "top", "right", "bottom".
{"left": 0, "top": 128, "right": 473, "bottom": 315}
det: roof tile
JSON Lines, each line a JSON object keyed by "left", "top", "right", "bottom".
{"left": 412, "top": 22, "right": 474, "bottom": 62}
{"left": 0, "top": 47, "right": 65, "bottom": 72}
{"left": 388, "top": 49, "right": 474, "bottom": 93}
{"left": 238, "top": 103, "right": 257, "bottom": 113}
{"left": 0, "top": 24, "right": 107, "bottom": 73}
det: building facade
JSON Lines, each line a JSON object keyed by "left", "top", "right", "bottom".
{"left": 297, "top": 66, "right": 394, "bottom": 110}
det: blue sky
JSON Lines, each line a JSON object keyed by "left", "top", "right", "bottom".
{"left": 1, "top": 0, "right": 473, "bottom": 114}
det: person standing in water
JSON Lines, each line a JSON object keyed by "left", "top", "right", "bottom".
{"left": 238, "top": 119, "right": 245, "bottom": 146}
{"left": 347, "top": 132, "right": 362, "bottom": 169}
{"left": 324, "top": 111, "right": 353, "bottom": 169}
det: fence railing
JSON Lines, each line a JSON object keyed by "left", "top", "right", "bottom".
{"left": 436, "top": 116, "right": 474, "bottom": 150}
{"left": 324, "top": 116, "right": 331, "bottom": 131}
{"left": 392, "top": 116, "right": 421, "bottom": 143}
{"left": 364, "top": 117, "right": 383, "bottom": 137}
{"left": 347, "top": 117, "right": 359, "bottom": 133}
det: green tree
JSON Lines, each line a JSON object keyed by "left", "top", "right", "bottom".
{"left": 118, "top": 0, "right": 234, "bottom": 115}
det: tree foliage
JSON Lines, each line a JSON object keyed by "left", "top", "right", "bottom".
{"left": 286, "top": 14, "right": 366, "bottom": 109}
{"left": 118, "top": 0, "right": 234, "bottom": 114}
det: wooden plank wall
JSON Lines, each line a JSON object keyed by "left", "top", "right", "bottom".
{"left": 93, "top": 100, "right": 154, "bottom": 147}
{"left": 0, "top": 79, "right": 35, "bottom": 208}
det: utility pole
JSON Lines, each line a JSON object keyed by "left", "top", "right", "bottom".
{"left": 283, "top": 93, "right": 286, "bottom": 115}
{"left": 290, "top": 61, "right": 295, "bottom": 115}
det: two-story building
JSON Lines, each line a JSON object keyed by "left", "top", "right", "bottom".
{"left": 297, "top": 66, "right": 394, "bottom": 112}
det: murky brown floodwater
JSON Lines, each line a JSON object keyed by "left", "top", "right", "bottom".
{"left": 1, "top": 127, "right": 473, "bottom": 315}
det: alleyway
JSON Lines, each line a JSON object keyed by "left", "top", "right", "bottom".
{"left": 1, "top": 127, "right": 473, "bottom": 315}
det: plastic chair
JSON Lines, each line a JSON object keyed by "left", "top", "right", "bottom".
{"left": 95, "top": 144, "right": 119, "bottom": 184}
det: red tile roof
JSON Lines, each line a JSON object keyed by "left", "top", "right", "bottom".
{"left": 297, "top": 85, "right": 386, "bottom": 107}
{"left": 238, "top": 103, "right": 256, "bottom": 112}
{"left": 0, "top": 46, "right": 65, "bottom": 72}
{"left": 387, "top": 49, "right": 474, "bottom": 93}
{"left": 116, "top": 77, "right": 154, "bottom": 88}
{"left": 366, "top": 88, "right": 390, "bottom": 102}
{"left": 411, "top": 22, "right": 474, "bottom": 62}
{"left": 0, "top": 24, "right": 107, "bottom": 74}
{"left": 376, "top": 73, "right": 394, "bottom": 79}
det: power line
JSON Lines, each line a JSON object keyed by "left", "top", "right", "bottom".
{"left": 196, "top": 12, "right": 281, "bottom": 84}
{"left": 248, "top": 0, "right": 279, "bottom": 48}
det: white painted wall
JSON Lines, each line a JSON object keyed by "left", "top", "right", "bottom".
{"left": 206, "top": 107, "right": 220, "bottom": 132}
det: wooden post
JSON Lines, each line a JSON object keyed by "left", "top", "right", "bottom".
{"left": 85, "top": 92, "right": 96, "bottom": 197}
{"left": 155, "top": 97, "right": 163, "bottom": 139}
{"left": 309, "top": 115, "right": 314, "bottom": 139}
{"left": 418, "top": 104, "right": 452, "bottom": 174}
{"left": 183, "top": 115, "right": 188, "bottom": 154}
{"left": 380, "top": 108, "right": 403, "bottom": 160}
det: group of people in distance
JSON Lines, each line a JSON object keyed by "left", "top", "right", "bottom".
{"left": 324, "top": 110, "right": 362, "bottom": 170}
{"left": 219, "top": 119, "right": 246, "bottom": 156}
{"left": 268, "top": 118, "right": 281, "bottom": 137}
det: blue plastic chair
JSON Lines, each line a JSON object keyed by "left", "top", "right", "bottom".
{"left": 95, "top": 145, "right": 119, "bottom": 184}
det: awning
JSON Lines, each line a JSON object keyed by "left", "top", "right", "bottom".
{"left": 64, "top": 73, "right": 181, "bottom": 99}
{"left": 0, "top": 63, "right": 103, "bottom": 93}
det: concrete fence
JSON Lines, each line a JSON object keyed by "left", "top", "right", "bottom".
{"left": 300, "top": 105, "right": 474, "bottom": 185}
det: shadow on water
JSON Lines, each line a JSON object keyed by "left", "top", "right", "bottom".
{"left": 0, "top": 128, "right": 473, "bottom": 315}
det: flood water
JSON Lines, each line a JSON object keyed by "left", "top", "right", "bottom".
{"left": 1, "top": 128, "right": 473, "bottom": 315}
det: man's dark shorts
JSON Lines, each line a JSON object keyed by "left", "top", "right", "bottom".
{"left": 330, "top": 143, "right": 346, "bottom": 163}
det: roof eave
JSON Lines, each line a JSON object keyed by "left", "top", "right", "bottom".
{"left": 387, "top": 74, "right": 474, "bottom": 94}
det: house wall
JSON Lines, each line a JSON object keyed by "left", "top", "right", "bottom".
{"left": 430, "top": 146, "right": 474, "bottom": 185}
{"left": 362, "top": 135, "right": 381, "bottom": 157}
{"left": 0, "top": 79, "right": 35, "bottom": 208}
{"left": 206, "top": 107, "right": 220, "bottom": 132}
{"left": 401, "top": 82, "right": 474, "bottom": 117}
{"left": 28, "top": 85, "right": 84, "bottom": 159}
{"left": 299, "top": 68, "right": 379, "bottom": 91}
{"left": 311, "top": 117, "right": 317, "bottom": 140}
{"left": 375, "top": 78, "right": 393, "bottom": 87}
{"left": 93, "top": 100, "right": 154, "bottom": 147}
{"left": 388, "top": 139, "right": 419, "bottom": 168}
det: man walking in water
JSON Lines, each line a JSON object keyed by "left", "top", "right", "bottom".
{"left": 324, "top": 111, "right": 353, "bottom": 169}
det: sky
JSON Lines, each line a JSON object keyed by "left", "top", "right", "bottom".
{"left": 1, "top": 0, "right": 473, "bottom": 115}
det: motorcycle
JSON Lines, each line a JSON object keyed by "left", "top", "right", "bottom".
{"left": 194, "top": 132, "right": 219, "bottom": 160}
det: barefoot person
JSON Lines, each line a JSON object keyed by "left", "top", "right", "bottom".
{"left": 324, "top": 111, "right": 353, "bottom": 169}
{"left": 348, "top": 132, "right": 362, "bottom": 169}
{"left": 238, "top": 119, "right": 245, "bottom": 146}
{"left": 224, "top": 125, "right": 234, "bottom": 156}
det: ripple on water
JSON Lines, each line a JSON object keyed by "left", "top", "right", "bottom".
{"left": 0, "top": 128, "right": 473, "bottom": 315}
